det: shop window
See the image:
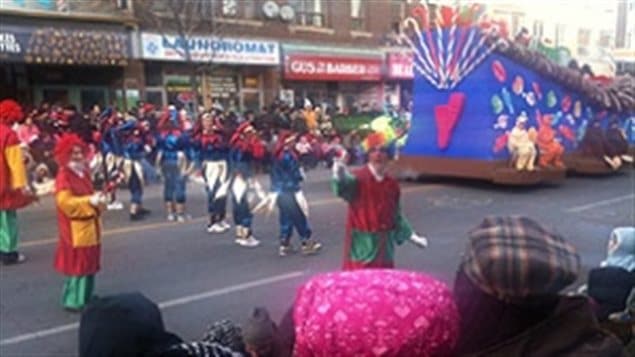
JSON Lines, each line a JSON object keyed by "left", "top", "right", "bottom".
{"left": 243, "top": 76, "right": 259, "bottom": 89}
{"left": 242, "top": 92, "right": 260, "bottom": 112}
{"left": 350, "top": 0, "right": 365, "bottom": 31}
{"left": 146, "top": 90, "right": 164, "bottom": 107}
{"left": 80, "top": 89, "right": 106, "bottom": 113}
{"left": 145, "top": 63, "right": 163, "bottom": 87}
{"left": 290, "top": 0, "right": 325, "bottom": 27}
{"left": 42, "top": 88, "right": 69, "bottom": 106}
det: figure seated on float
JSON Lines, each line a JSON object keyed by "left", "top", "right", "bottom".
{"left": 507, "top": 113, "right": 537, "bottom": 171}
{"left": 579, "top": 119, "right": 623, "bottom": 171}
{"left": 535, "top": 110, "right": 565, "bottom": 169}
{"left": 606, "top": 119, "right": 633, "bottom": 166}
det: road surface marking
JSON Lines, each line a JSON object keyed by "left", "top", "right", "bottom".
{"left": 565, "top": 193, "right": 635, "bottom": 213}
{"left": 20, "top": 185, "right": 438, "bottom": 248}
{"left": 0, "top": 271, "right": 304, "bottom": 346}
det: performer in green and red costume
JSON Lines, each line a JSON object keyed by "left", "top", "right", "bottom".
{"left": 53, "top": 133, "right": 108, "bottom": 311}
{"left": 0, "top": 99, "right": 36, "bottom": 265}
{"left": 332, "top": 132, "right": 428, "bottom": 270}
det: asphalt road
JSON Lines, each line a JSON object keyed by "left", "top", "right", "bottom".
{"left": 1, "top": 168, "right": 634, "bottom": 356}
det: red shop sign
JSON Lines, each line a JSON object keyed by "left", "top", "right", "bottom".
{"left": 284, "top": 54, "right": 382, "bottom": 81}
{"left": 387, "top": 52, "right": 414, "bottom": 79}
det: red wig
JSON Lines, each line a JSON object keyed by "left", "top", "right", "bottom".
{"left": 0, "top": 99, "right": 24, "bottom": 125}
{"left": 54, "top": 133, "right": 88, "bottom": 166}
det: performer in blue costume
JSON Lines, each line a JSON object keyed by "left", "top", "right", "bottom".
{"left": 113, "top": 119, "right": 154, "bottom": 221}
{"left": 192, "top": 113, "right": 231, "bottom": 233}
{"left": 228, "top": 122, "right": 264, "bottom": 248}
{"left": 156, "top": 106, "right": 193, "bottom": 222}
{"left": 270, "top": 131, "right": 322, "bottom": 256}
{"left": 97, "top": 109, "right": 125, "bottom": 211}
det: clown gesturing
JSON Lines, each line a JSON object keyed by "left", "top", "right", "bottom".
{"left": 332, "top": 132, "right": 428, "bottom": 270}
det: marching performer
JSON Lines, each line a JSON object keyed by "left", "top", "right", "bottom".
{"left": 229, "top": 122, "right": 265, "bottom": 247}
{"left": 114, "top": 119, "right": 154, "bottom": 221}
{"left": 53, "top": 134, "right": 107, "bottom": 311}
{"left": 0, "top": 99, "right": 36, "bottom": 265}
{"left": 156, "top": 106, "right": 193, "bottom": 222}
{"left": 97, "top": 110, "right": 125, "bottom": 210}
{"left": 270, "top": 131, "right": 321, "bottom": 256}
{"left": 332, "top": 132, "right": 428, "bottom": 270}
{"left": 193, "top": 113, "right": 231, "bottom": 233}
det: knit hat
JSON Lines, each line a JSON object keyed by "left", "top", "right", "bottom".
{"left": 293, "top": 270, "right": 459, "bottom": 356}
{"left": 79, "top": 292, "right": 182, "bottom": 357}
{"left": 202, "top": 319, "right": 245, "bottom": 353}
{"left": 242, "top": 307, "right": 276, "bottom": 351}
{"left": 462, "top": 216, "right": 580, "bottom": 300}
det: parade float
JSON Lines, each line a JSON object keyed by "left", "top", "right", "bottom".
{"left": 390, "top": 4, "right": 635, "bottom": 185}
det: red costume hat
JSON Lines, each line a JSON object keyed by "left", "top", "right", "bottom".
{"left": 0, "top": 99, "right": 24, "bottom": 125}
{"left": 54, "top": 133, "right": 88, "bottom": 166}
{"left": 274, "top": 130, "right": 297, "bottom": 159}
{"left": 230, "top": 122, "right": 255, "bottom": 145}
{"left": 142, "top": 103, "right": 154, "bottom": 113}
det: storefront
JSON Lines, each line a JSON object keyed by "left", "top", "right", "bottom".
{"left": 140, "top": 32, "right": 280, "bottom": 112}
{"left": 0, "top": 16, "right": 133, "bottom": 110}
{"left": 281, "top": 44, "right": 384, "bottom": 112}
{"left": 384, "top": 51, "right": 414, "bottom": 110}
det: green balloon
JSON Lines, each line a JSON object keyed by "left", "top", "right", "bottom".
{"left": 491, "top": 94, "right": 504, "bottom": 114}
{"left": 547, "top": 90, "right": 557, "bottom": 108}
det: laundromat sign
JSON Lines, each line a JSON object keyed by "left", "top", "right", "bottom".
{"left": 141, "top": 33, "right": 280, "bottom": 65}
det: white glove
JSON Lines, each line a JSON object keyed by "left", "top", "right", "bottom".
{"left": 332, "top": 156, "right": 348, "bottom": 180}
{"left": 409, "top": 233, "right": 428, "bottom": 249}
{"left": 144, "top": 144, "right": 152, "bottom": 154}
{"left": 89, "top": 192, "right": 107, "bottom": 207}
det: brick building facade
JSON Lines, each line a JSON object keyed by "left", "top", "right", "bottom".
{"left": 1, "top": 0, "right": 418, "bottom": 112}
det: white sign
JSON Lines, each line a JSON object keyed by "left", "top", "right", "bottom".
{"left": 0, "top": 32, "right": 21, "bottom": 54}
{"left": 141, "top": 33, "right": 279, "bottom": 65}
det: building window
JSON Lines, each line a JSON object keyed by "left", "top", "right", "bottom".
{"left": 290, "top": 0, "right": 325, "bottom": 27}
{"left": 578, "top": 28, "right": 591, "bottom": 47}
{"left": 555, "top": 24, "right": 566, "bottom": 46}
{"left": 351, "top": 0, "right": 365, "bottom": 31}
{"left": 532, "top": 21, "right": 544, "bottom": 39}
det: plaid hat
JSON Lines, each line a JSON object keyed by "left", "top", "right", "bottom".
{"left": 202, "top": 319, "right": 245, "bottom": 353}
{"left": 461, "top": 216, "right": 580, "bottom": 300}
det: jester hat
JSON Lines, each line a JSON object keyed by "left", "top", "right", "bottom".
{"left": 362, "top": 131, "right": 396, "bottom": 159}
{"left": 273, "top": 130, "right": 298, "bottom": 159}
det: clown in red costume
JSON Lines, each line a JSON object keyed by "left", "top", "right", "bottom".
{"left": 0, "top": 99, "right": 36, "bottom": 265}
{"left": 332, "top": 132, "right": 428, "bottom": 270}
{"left": 53, "top": 134, "right": 108, "bottom": 311}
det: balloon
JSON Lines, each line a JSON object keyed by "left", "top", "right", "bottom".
{"left": 547, "top": 90, "right": 557, "bottom": 108}
{"left": 512, "top": 76, "right": 524, "bottom": 95}
{"left": 491, "top": 94, "right": 504, "bottom": 114}
{"left": 501, "top": 87, "right": 514, "bottom": 114}
{"left": 491, "top": 60, "right": 506, "bottom": 82}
